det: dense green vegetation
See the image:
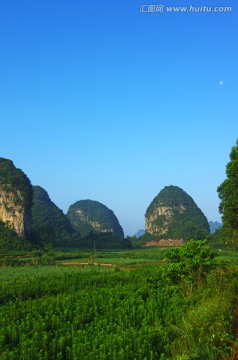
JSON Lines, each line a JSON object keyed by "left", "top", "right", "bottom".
{"left": 1, "top": 141, "right": 238, "bottom": 358}
{"left": 67, "top": 199, "right": 124, "bottom": 238}
{"left": 31, "top": 186, "right": 80, "bottom": 247}
{"left": 218, "top": 139, "right": 238, "bottom": 244}
{"left": 0, "top": 220, "right": 32, "bottom": 251}
{"left": 0, "top": 241, "right": 238, "bottom": 359}
{"left": 0, "top": 158, "right": 32, "bottom": 208}
{"left": 71, "top": 231, "right": 131, "bottom": 251}
{"left": 145, "top": 186, "right": 210, "bottom": 241}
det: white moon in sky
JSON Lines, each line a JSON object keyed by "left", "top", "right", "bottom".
{"left": 219, "top": 80, "right": 224, "bottom": 86}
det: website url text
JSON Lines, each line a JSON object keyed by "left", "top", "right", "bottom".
{"left": 139, "top": 5, "right": 233, "bottom": 13}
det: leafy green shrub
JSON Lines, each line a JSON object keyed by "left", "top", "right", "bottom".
{"left": 164, "top": 240, "right": 218, "bottom": 287}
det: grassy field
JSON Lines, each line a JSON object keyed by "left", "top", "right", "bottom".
{"left": 0, "top": 243, "right": 238, "bottom": 359}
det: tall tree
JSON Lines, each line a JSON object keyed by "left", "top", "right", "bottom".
{"left": 217, "top": 139, "right": 238, "bottom": 243}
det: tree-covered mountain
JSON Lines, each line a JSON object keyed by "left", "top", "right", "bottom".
{"left": 67, "top": 200, "right": 124, "bottom": 238}
{"left": 32, "top": 186, "right": 79, "bottom": 247}
{"left": 145, "top": 185, "right": 210, "bottom": 241}
{"left": 0, "top": 157, "right": 32, "bottom": 239}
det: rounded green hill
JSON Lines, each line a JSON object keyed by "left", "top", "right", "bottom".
{"left": 67, "top": 200, "right": 124, "bottom": 238}
{"left": 145, "top": 185, "right": 210, "bottom": 241}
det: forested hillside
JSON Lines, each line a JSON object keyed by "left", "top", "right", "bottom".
{"left": 67, "top": 200, "right": 124, "bottom": 238}
{"left": 31, "top": 186, "right": 80, "bottom": 247}
{"left": 145, "top": 185, "right": 210, "bottom": 241}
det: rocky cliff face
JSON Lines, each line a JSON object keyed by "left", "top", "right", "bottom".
{"left": 146, "top": 205, "right": 185, "bottom": 235}
{"left": 145, "top": 185, "right": 210, "bottom": 241}
{"left": 0, "top": 158, "right": 32, "bottom": 238}
{"left": 0, "top": 189, "right": 30, "bottom": 236}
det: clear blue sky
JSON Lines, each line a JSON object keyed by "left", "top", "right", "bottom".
{"left": 0, "top": 0, "right": 237, "bottom": 235}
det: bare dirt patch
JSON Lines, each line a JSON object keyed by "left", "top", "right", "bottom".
{"left": 144, "top": 239, "right": 184, "bottom": 247}
{"left": 61, "top": 262, "right": 135, "bottom": 270}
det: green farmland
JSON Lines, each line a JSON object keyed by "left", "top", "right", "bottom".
{"left": 1, "top": 242, "right": 238, "bottom": 360}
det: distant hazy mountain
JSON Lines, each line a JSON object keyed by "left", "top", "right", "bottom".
{"left": 209, "top": 221, "right": 222, "bottom": 234}
{"left": 135, "top": 229, "right": 145, "bottom": 238}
